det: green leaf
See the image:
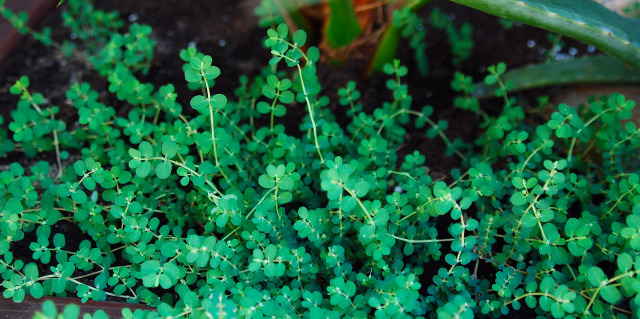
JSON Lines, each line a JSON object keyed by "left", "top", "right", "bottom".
{"left": 190, "top": 95, "right": 208, "bottom": 111}
{"left": 266, "top": 164, "right": 277, "bottom": 177}
{"left": 353, "top": 181, "right": 369, "bottom": 197}
{"left": 445, "top": 253, "right": 458, "bottom": 266}
{"left": 83, "top": 177, "right": 96, "bottom": 191}
{"left": 162, "top": 140, "right": 178, "bottom": 159}
{"left": 198, "top": 55, "right": 213, "bottom": 69}
{"left": 136, "top": 162, "right": 152, "bottom": 177}
{"left": 359, "top": 225, "right": 375, "bottom": 244}
{"left": 277, "top": 191, "right": 292, "bottom": 204}
{"left": 161, "top": 241, "right": 178, "bottom": 258}
{"left": 587, "top": 266, "right": 606, "bottom": 287}
{"left": 141, "top": 260, "right": 161, "bottom": 275}
{"left": 30, "top": 283, "right": 43, "bottom": 298}
{"left": 257, "top": 101, "right": 271, "bottom": 114}
{"left": 184, "top": 69, "right": 201, "bottom": 82}
{"left": 308, "top": 47, "right": 320, "bottom": 63}
{"left": 72, "top": 189, "right": 87, "bottom": 204}
{"left": 618, "top": 253, "right": 633, "bottom": 273}
{"left": 61, "top": 304, "right": 80, "bottom": 319}
{"left": 156, "top": 160, "right": 172, "bottom": 179}
{"left": 129, "top": 148, "right": 141, "bottom": 160}
{"left": 258, "top": 174, "right": 275, "bottom": 189}
{"left": 73, "top": 161, "right": 87, "bottom": 176}
{"left": 139, "top": 141, "right": 153, "bottom": 157}
{"left": 279, "top": 176, "right": 294, "bottom": 190}
{"left": 539, "top": 276, "right": 554, "bottom": 293}
{"left": 40, "top": 300, "right": 58, "bottom": 317}
{"left": 328, "top": 277, "right": 355, "bottom": 309}
{"left": 293, "top": 29, "right": 307, "bottom": 47}
{"left": 9, "top": 76, "right": 28, "bottom": 94}
{"left": 600, "top": 285, "right": 621, "bottom": 304}
{"left": 211, "top": 94, "right": 227, "bottom": 109}
{"left": 279, "top": 91, "right": 294, "bottom": 103}
{"left": 510, "top": 192, "right": 527, "bottom": 206}
{"left": 276, "top": 23, "right": 289, "bottom": 38}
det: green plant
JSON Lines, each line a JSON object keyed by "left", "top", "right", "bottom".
{"left": 32, "top": 300, "right": 110, "bottom": 319}
{"left": 257, "top": 0, "right": 640, "bottom": 78}
{"left": 2, "top": 0, "right": 640, "bottom": 318}
{"left": 474, "top": 55, "right": 640, "bottom": 98}
{"left": 444, "top": 0, "right": 640, "bottom": 103}
{"left": 255, "top": 0, "right": 474, "bottom": 76}
{"left": 448, "top": 0, "right": 640, "bottom": 70}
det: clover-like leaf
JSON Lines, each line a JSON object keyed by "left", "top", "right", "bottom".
{"left": 156, "top": 160, "right": 172, "bottom": 179}
{"left": 190, "top": 95, "right": 208, "bottom": 111}
{"left": 211, "top": 94, "right": 227, "bottom": 109}
{"left": 328, "top": 277, "right": 356, "bottom": 309}
{"left": 162, "top": 139, "right": 177, "bottom": 159}
{"left": 293, "top": 29, "right": 306, "bottom": 47}
{"left": 601, "top": 285, "right": 621, "bottom": 305}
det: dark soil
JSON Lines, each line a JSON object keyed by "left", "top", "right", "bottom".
{"left": 0, "top": 0, "right": 589, "bottom": 316}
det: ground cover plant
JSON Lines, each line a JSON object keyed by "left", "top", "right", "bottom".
{"left": 2, "top": 0, "right": 640, "bottom": 318}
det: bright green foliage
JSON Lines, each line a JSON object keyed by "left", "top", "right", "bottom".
{"left": 2, "top": 0, "right": 640, "bottom": 318}
{"left": 337, "top": 80, "right": 363, "bottom": 116}
{"left": 32, "top": 299, "right": 110, "bottom": 319}
{"left": 0, "top": 4, "right": 29, "bottom": 34}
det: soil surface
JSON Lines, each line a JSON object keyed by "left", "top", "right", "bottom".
{"left": 0, "top": 0, "right": 591, "bottom": 316}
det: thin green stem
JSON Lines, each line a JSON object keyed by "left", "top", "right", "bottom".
{"left": 146, "top": 156, "right": 222, "bottom": 200}
{"left": 567, "top": 109, "right": 611, "bottom": 162}
{"left": 52, "top": 124, "right": 63, "bottom": 180}
{"left": 343, "top": 186, "right": 374, "bottom": 225}
{"left": 277, "top": 51, "right": 323, "bottom": 163}
{"left": 296, "top": 63, "right": 324, "bottom": 163}
{"left": 246, "top": 187, "right": 276, "bottom": 220}
{"left": 200, "top": 61, "right": 229, "bottom": 184}
{"left": 391, "top": 235, "right": 454, "bottom": 244}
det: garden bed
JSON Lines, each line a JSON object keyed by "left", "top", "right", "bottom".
{"left": 1, "top": 0, "right": 638, "bottom": 318}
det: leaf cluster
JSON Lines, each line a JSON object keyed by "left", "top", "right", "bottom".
{"left": 1, "top": 1, "right": 640, "bottom": 319}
